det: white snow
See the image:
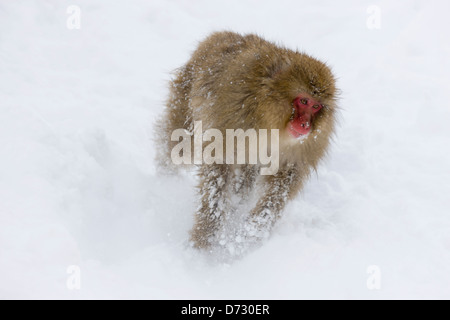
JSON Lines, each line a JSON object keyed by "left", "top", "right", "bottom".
{"left": 1, "top": 0, "right": 450, "bottom": 299}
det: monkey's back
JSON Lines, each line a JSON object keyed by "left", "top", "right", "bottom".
{"left": 188, "top": 31, "right": 263, "bottom": 79}
{"left": 180, "top": 31, "right": 285, "bottom": 131}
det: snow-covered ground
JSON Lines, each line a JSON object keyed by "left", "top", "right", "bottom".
{"left": 1, "top": 0, "right": 450, "bottom": 299}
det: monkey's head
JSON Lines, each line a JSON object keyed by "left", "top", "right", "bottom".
{"left": 288, "top": 93, "right": 324, "bottom": 138}
{"left": 259, "top": 51, "right": 337, "bottom": 142}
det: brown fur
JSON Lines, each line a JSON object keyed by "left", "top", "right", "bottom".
{"left": 156, "top": 31, "right": 338, "bottom": 249}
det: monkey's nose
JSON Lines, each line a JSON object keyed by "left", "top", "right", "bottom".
{"left": 297, "top": 123, "right": 311, "bottom": 134}
{"left": 297, "top": 117, "right": 311, "bottom": 133}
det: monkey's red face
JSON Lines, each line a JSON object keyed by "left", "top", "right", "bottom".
{"left": 288, "top": 94, "right": 323, "bottom": 138}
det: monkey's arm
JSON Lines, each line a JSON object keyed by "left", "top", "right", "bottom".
{"left": 246, "top": 165, "right": 304, "bottom": 240}
{"left": 190, "top": 164, "right": 231, "bottom": 248}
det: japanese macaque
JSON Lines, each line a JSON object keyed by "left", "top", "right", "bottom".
{"left": 156, "top": 31, "right": 338, "bottom": 254}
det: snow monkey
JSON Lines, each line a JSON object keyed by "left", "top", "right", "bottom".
{"left": 156, "top": 31, "right": 338, "bottom": 253}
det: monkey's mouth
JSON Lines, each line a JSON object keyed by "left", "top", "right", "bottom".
{"left": 288, "top": 122, "right": 310, "bottom": 139}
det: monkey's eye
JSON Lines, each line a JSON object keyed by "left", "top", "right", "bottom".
{"left": 313, "top": 104, "right": 320, "bottom": 109}
{"left": 300, "top": 98, "right": 308, "bottom": 105}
